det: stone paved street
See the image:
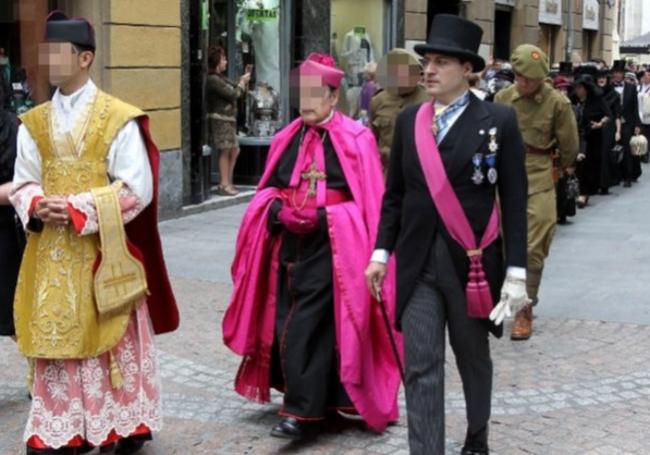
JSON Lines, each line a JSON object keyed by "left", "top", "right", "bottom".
{"left": 2, "top": 175, "right": 650, "bottom": 454}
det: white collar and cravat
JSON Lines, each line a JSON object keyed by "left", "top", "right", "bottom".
{"left": 51, "top": 79, "right": 97, "bottom": 132}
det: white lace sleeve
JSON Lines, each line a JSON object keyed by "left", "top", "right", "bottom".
{"left": 68, "top": 120, "right": 153, "bottom": 236}
{"left": 10, "top": 125, "right": 44, "bottom": 227}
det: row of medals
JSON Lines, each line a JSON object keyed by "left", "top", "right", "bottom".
{"left": 472, "top": 127, "right": 499, "bottom": 186}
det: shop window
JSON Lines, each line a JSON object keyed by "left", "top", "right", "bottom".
{"left": 0, "top": 0, "right": 57, "bottom": 110}
{"left": 210, "top": 0, "right": 282, "bottom": 139}
{"left": 494, "top": 7, "right": 512, "bottom": 61}
{"left": 331, "top": 0, "right": 386, "bottom": 120}
{"left": 582, "top": 30, "right": 597, "bottom": 60}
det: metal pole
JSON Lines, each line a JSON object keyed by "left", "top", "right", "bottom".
{"left": 566, "top": 0, "right": 574, "bottom": 62}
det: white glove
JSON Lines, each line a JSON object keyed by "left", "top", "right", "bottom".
{"left": 489, "top": 275, "right": 531, "bottom": 326}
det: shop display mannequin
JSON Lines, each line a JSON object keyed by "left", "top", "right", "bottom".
{"left": 341, "top": 26, "right": 375, "bottom": 86}
{"left": 247, "top": 81, "right": 279, "bottom": 137}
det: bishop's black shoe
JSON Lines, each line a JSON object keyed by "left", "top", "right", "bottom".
{"left": 270, "top": 417, "right": 304, "bottom": 441}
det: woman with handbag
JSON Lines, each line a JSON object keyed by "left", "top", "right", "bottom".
{"left": 597, "top": 70, "right": 623, "bottom": 190}
{"left": 573, "top": 74, "right": 612, "bottom": 208}
{"left": 0, "top": 80, "right": 23, "bottom": 338}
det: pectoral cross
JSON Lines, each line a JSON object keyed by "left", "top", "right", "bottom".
{"left": 301, "top": 162, "right": 327, "bottom": 197}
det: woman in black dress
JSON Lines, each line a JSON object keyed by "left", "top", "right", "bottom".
{"left": 596, "top": 69, "right": 622, "bottom": 191}
{"left": 0, "top": 80, "right": 22, "bottom": 337}
{"left": 573, "top": 74, "right": 612, "bottom": 207}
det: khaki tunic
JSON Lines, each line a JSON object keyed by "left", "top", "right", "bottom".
{"left": 495, "top": 83, "right": 579, "bottom": 195}
{"left": 495, "top": 84, "right": 579, "bottom": 287}
{"left": 370, "top": 86, "right": 431, "bottom": 170}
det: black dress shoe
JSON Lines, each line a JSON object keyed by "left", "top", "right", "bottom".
{"left": 270, "top": 417, "right": 304, "bottom": 441}
{"left": 115, "top": 437, "right": 147, "bottom": 455}
{"left": 461, "top": 425, "right": 489, "bottom": 455}
{"left": 461, "top": 449, "right": 488, "bottom": 455}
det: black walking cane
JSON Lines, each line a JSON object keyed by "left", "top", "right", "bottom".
{"left": 374, "top": 283, "right": 406, "bottom": 384}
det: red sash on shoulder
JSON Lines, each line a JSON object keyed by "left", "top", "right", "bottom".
{"left": 414, "top": 101, "right": 499, "bottom": 318}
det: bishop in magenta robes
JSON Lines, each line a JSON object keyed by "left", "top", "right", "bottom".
{"left": 223, "top": 53, "right": 402, "bottom": 440}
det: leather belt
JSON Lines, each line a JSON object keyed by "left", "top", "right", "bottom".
{"left": 526, "top": 144, "right": 553, "bottom": 155}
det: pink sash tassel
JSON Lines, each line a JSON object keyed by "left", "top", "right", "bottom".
{"left": 414, "top": 101, "right": 500, "bottom": 319}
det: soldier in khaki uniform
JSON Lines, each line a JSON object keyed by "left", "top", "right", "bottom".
{"left": 370, "top": 49, "right": 430, "bottom": 173}
{"left": 495, "top": 44, "right": 579, "bottom": 340}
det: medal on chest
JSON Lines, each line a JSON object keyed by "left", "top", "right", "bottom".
{"left": 471, "top": 127, "right": 499, "bottom": 186}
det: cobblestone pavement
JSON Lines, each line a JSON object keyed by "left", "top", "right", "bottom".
{"left": 2, "top": 176, "right": 650, "bottom": 454}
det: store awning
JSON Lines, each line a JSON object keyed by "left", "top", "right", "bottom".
{"left": 621, "top": 30, "right": 650, "bottom": 54}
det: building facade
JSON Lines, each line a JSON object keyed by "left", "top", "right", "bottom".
{"left": 2, "top": 0, "right": 621, "bottom": 217}
{"left": 405, "top": 0, "right": 618, "bottom": 65}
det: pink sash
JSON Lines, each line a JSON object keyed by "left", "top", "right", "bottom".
{"left": 414, "top": 101, "right": 499, "bottom": 318}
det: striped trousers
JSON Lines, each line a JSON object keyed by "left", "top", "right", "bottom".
{"left": 402, "top": 236, "right": 493, "bottom": 454}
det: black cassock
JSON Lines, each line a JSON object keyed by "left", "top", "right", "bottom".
{"left": 264, "top": 127, "right": 353, "bottom": 419}
{"left": 0, "top": 109, "right": 22, "bottom": 337}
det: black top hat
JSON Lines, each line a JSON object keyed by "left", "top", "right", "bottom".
{"left": 45, "top": 11, "right": 96, "bottom": 50}
{"left": 574, "top": 64, "right": 599, "bottom": 78}
{"left": 558, "top": 61, "right": 573, "bottom": 75}
{"left": 414, "top": 14, "right": 485, "bottom": 72}
{"left": 611, "top": 60, "right": 627, "bottom": 73}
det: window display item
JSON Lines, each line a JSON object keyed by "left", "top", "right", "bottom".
{"left": 247, "top": 82, "right": 280, "bottom": 137}
{"left": 341, "top": 26, "right": 375, "bottom": 86}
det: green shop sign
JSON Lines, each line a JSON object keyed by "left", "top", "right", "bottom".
{"left": 245, "top": 8, "right": 278, "bottom": 21}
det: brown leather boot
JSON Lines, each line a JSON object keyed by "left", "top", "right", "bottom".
{"left": 511, "top": 305, "right": 532, "bottom": 340}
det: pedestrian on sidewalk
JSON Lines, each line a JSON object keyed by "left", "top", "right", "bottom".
{"left": 495, "top": 44, "right": 579, "bottom": 340}
{"left": 365, "top": 15, "right": 529, "bottom": 455}
{"left": 573, "top": 72, "right": 612, "bottom": 206}
{"left": 223, "top": 52, "right": 402, "bottom": 441}
{"left": 637, "top": 68, "right": 650, "bottom": 164}
{"left": 596, "top": 68, "right": 623, "bottom": 189}
{"left": 206, "top": 45, "right": 251, "bottom": 196}
{"left": 611, "top": 60, "right": 642, "bottom": 187}
{"left": 10, "top": 12, "right": 179, "bottom": 454}
{"left": 0, "top": 79, "right": 22, "bottom": 339}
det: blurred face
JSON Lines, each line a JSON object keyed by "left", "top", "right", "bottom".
{"left": 421, "top": 53, "right": 472, "bottom": 100}
{"left": 218, "top": 55, "right": 228, "bottom": 73}
{"left": 293, "top": 75, "right": 339, "bottom": 125}
{"left": 642, "top": 72, "right": 650, "bottom": 85}
{"left": 574, "top": 84, "right": 587, "bottom": 101}
{"left": 612, "top": 70, "right": 624, "bottom": 83}
{"left": 597, "top": 77, "right": 608, "bottom": 88}
{"left": 514, "top": 72, "right": 544, "bottom": 97}
{"left": 378, "top": 53, "right": 422, "bottom": 95}
{"left": 39, "top": 42, "right": 92, "bottom": 88}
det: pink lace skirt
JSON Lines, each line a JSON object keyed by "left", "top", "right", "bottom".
{"left": 24, "top": 303, "right": 162, "bottom": 449}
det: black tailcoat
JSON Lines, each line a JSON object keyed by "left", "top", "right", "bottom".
{"left": 375, "top": 94, "right": 527, "bottom": 334}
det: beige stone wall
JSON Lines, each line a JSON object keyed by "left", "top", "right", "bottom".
{"left": 60, "top": 0, "right": 182, "bottom": 151}
{"left": 404, "top": 0, "right": 427, "bottom": 41}
{"left": 403, "top": 0, "right": 617, "bottom": 66}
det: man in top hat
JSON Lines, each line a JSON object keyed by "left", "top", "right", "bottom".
{"left": 223, "top": 52, "right": 401, "bottom": 441}
{"left": 611, "top": 59, "right": 642, "bottom": 186}
{"left": 10, "top": 12, "right": 178, "bottom": 454}
{"left": 370, "top": 48, "right": 430, "bottom": 174}
{"left": 494, "top": 44, "right": 579, "bottom": 341}
{"left": 365, "top": 14, "right": 529, "bottom": 455}
{"left": 558, "top": 61, "right": 574, "bottom": 78}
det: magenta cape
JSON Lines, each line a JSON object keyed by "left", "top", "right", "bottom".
{"left": 222, "top": 112, "right": 401, "bottom": 432}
